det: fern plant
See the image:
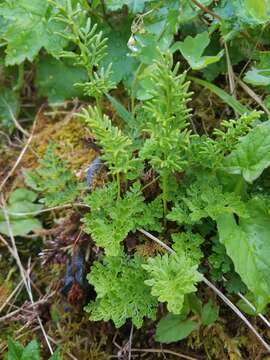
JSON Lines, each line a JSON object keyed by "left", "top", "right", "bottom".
{"left": 24, "top": 143, "right": 84, "bottom": 206}
{"left": 143, "top": 253, "right": 202, "bottom": 314}
{"left": 78, "top": 106, "right": 142, "bottom": 196}
{"left": 51, "top": 0, "right": 115, "bottom": 108}
{"left": 139, "top": 53, "right": 193, "bottom": 215}
{"left": 83, "top": 182, "right": 162, "bottom": 256}
{"left": 85, "top": 254, "right": 158, "bottom": 328}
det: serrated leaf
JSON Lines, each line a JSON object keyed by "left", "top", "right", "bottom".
{"left": 0, "top": 0, "right": 66, "bottom": 65}
{"left": 224, "top": 121, "right": 270, "bottom": 182}
{"left": 201, "top": 300, "right": 219, "bottom": 325}
{"left": 143, "top": 253, "right": 202, "bottom": 314}
{"left": 86, "top": 254, "right": 158, "bottom": 328}
{"left": 217, "top": 198, "right": 270, "bottom": 309}
{"left": 155, "top": 313, "right": 198, "bottom": 343}
{"left": 175, "top": 32, "right": 223, "bottom": 70}
{"left": 35, "top": 56, "right": 87, "bottom": 104}
{"left": 101, "top": 19, "right": 138, "bottom": 85}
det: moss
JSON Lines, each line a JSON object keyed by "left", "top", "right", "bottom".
{"left": 22, "top": 110, "right": 97, "bottom": 174}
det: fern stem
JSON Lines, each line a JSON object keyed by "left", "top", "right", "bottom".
{"left": 161, "top": 174, "right": 168, "bottom": 223}
{"left": 130, "top": 63, "right": 144, "bottom": 116}
{"left": 117, "top": 172, "right": 121, "bottom": 199}
{"left": 95, "top": 95, "right": 102, "bottom": 116}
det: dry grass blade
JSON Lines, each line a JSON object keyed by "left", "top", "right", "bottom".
{"left": 0, "top": 195, "right": 54, "bottom": 355}
{"left": 0, "top": 108, "right": 39, "bottom": 194}
{"left": 131, "top": 348, "right": 200, "bottom": 360}
{"left": 138, "top": 228, "right": 270, "bottom": 353}
{"left": 235, "top": 76, "right": 270, "bottom": 115}
{"left": 224, "top": 42, "right": 236, "bottom": 95}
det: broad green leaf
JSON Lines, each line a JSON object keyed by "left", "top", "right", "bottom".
{"left": 130, "top": 2, "right": 179, "bottom": 64}
{"left": 35, "top": 56, "right": 87, "bottom": 105}
{"left": 21, "top": 340, "right": 39, "bottom": 360}
{"left": 0, "top": 88, "right": 20, "bottom": 133}
{"left": 189, "top": 76, "right": 250, "bottom": 115}
{"left": 174, "top": 32, "right": 223, "bottom": 70}
{"left": 244, "top": 68, "right": 270, "bottom": 86}
{"left": 236, "top": 299, "right": 257, "bottom": 316}
{"left": 5, "top": 338, "right": 24, "bottom": 360}
{"left": 201, "top": 300, "right": 219, "bottom": 325}
{"left": 224, "top": 121, "right": 270, "bottom": 182}
{"left": 0, "top": 0, "right": 66, "bottom": 65}
{"left": 155, "top": 313, "right": 198, "bottom": 343}
{"left": 101, "top": 19, "right": 138, "bottom": 85}
{"left": 217, "top": 198, "right": 270, "bottom": 309}
{"left": 245, "top": 0, "right": 269, "bottom": 22}
{"left": 0, "top": 188, "right": 43, "bottom": 236}
{"left": 244, "top": 52, "right": 270, "bottom": 87}
{"left": 9, "top": 188, "right": 38, "bottom": 204}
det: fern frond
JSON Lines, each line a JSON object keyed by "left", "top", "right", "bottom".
{"left": 140, "top": 53, "right": 193, "bottom": 176}
{"left": 143, "top": 253, "right": 202, "bottom": 314}
{"left": 51, "top": 0, "right": 115, "bottom": 97}
{"left": 83, "top": 182, "right": 163, "bottom": 256}
{"left": 79, "top": 106, "right": 139, "bottom": 177}
{"left": 23, "top": 144, "right": 83, "bottom": 206}
{"left": 85, "top": 254, "right": 158, "bottom": 328}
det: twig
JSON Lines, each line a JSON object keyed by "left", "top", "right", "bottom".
{"left": 189, "top": 0, "right": 222, "bottom": 21}
{"left": 128, "top": 324, "right": 134, "bottom": 360}
{"left": 1, "top": 196, "right": 54, "bottom": 355}
{"left": 5, "top": 202, "right": 90, "bottom": 217}
{"left": 224, "top": 42, "right": 236, "bottom": 95}
{"left": 235, "top": 76, "right": 270, "bottom": 115}
{"left": 0, "top": 279, "right": 24, "bottom": 313}
{"left": 0, "top": 295, "right": 54, "bottom": 322}
{"left": 131, "top": 347, "right": 200, "bottom": 360}
{"left": 237, "top": 292, "right": 270, "bottom": 328}
{"left": 221, "top": 275, "right": 270, "bottom": 329}
{"left": 2, "top": 97, "right": 29, "bottom": 137}
{"left": 138, "top": 228, "right": 270, "bottom": 353}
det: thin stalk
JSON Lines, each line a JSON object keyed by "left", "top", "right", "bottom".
{"left": 95, "top": 95, "right": 102, "bottom": 116}
{"left": 116, "top": 173, "right": 121, "bottom": 199}
{"left": 130, "top": 63, "right": 144, "bottom": 116}
{"left": 161, "top": 174, "right": 168, "bottom": 223}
